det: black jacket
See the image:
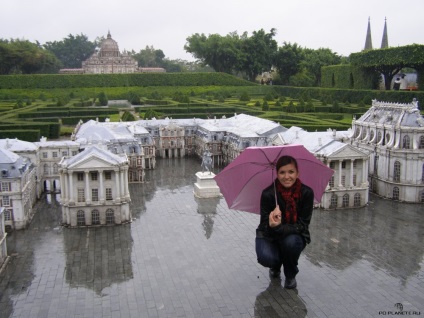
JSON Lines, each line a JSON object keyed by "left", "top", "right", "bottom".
{"left": 256, "top": 180, "right": 314, "bottom": 245}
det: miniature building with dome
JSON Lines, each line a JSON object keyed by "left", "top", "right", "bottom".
{"left": 82, "top": 31, "right": 138, "bottom": 74}
{"left": 59, "top": 31, "right": 165, "bottom": 74}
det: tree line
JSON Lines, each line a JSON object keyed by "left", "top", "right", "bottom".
{"left": 184, "top": 28, "right": 347, "bottom": 85}
{"left": 0, "top": 34, "right": 212, "bottom": 75}
{"left": 1, "top": 28, "right": 345, "bottom": 86}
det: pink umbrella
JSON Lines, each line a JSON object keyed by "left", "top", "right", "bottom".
{"left": 214, "top": 144, "right": 334, "bottom": 214}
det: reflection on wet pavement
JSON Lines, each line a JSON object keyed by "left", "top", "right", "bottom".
{"left": 0, "top": 157, "right": 422, "bottom": 317}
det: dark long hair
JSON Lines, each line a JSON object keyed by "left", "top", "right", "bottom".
{"left": 276, "top": 155, "right": 298, "bottom": 172}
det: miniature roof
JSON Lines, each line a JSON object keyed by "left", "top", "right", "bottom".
{"left": 62, "top": 145, "right": 127, "bottom": 168}
{"left": 0, "top": 138, "right": 38, "bottom": 152}
{"left": 0, "top": 148, "right": 20, "bottom": 164}
{"left": 356, "top": 99, "right": 423, "bottom": 128}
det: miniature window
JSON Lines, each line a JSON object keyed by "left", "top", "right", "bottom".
{"left": 1, "top": 182, "right": 11, "bottom": 192}
{"left": 105, "top": 171, "right": 112, "bottom": 180}
{"left": 403, "top": 135, "right": 410, "bottom": 149}
{"left": 91, "top": 210, "right": 100, "bottom": 225}
{"left": 330, "top": 195, "right": 338, "bottom": 209}
{"left": 106, "top": 209, "right": 115, "bottom": 224}
{"left": 52, "top": 152, "right": 58, "bottom": 158}
{"left": 394, "top": 161, "right": 401, "bottom": 182}
{"left": 342, "top": 194, "right": 349, "bottom": 207}
{"left": 106, "top": 188, "right": 113, "bottom": 200}
{"left": 77, "top": 189, "right": 85, "bottom": 202}
{"left": 4, "top": 209, "right": 12, "bottom": 221}
{"left": 2, "top": 196, "right": 10, "bottom": 206}
{"left": 354, "top": 193, "right": 361, "bottom": 207}
{"left": 92, "top": 189, "right": 99, "bottom": 202}
{"left": 77, "top": 173, "right": 84, "bottom": 181}
{"left": 42, "top": 152, "right": 48, "bottom": 159}
{"left": 77, "top": 210, "right": 85, "bottom": 225}
{"left": 91, "top": 172, "right": 98, "bottom": 181}
{"left": 393, "top": 187, "right": 400, "bottom": 200}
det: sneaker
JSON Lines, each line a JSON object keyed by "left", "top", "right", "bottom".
{"left": 284, "top": 277, "right": 297, "bottom": 289}
{"left": 269, "top": 268, "right": 281, "bottom": 278}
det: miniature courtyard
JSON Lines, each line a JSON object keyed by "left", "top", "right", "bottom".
{"left": 0, "top": 157, "right": 422, "bottom": 318}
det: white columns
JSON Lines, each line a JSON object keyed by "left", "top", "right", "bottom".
{"left": 85, "top": 171, "right": 90, "bottom": 203}
{"left": 120, "top": 169, "right": 125, "bottom": 200}
{"left": 68, "top": 172, "right": 74, "bottom": 203}
{"left": 99, "top": 170, "right": 104, "bottom": 202}
{"left": 338, "top": 160, "right": 343, "bottom": 187}
{"left": 114, "top": 169, "right": 121, "bottom": 199}
{"left": 350, "top": 159, "right": 354, "bottom": 187}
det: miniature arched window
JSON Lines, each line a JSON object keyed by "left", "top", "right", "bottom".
{"left": 394, "top": 161, "right": 401, "bottom": 182}
{"left": 106, "top": 209, "right": 115, "bottom": 224}
{"left": 421, "top": 191, "right": 424, "bottom": 203}
{"left": 91, "top": 210, "right": 100, "bottom": 225}
{"left": 370, "top": 130, "right": 375, "bottom": 143}
{"left": 354, "top": 193, "right": 361, "bottom": 206}
{"left": 53, "top": 164, "right": 58, "bottom": 174}
{"left": 44, "top": 164, "right": 49, "bottom": 175}
{"left": 330, "top": 194, "right": 338, "bottom": 209}
{"left": 355, "top": 127, "right": 360, "bottom": 138}
{"left": 385, "top": 133, "right": 390, "bottom": 145}
{"left": 392, "top": 187, "right": 400, "bottom": 200}
{"left": 402, "top": 135, "right": 410, "bottom": 149}
{"left": 4, "top": 209, "right": 12, "bottom": 221}
{"left": 420, "top": 136, "right": 424, "bottom": 149}
{"left": 342, "top": 194, "right": 349, "bottom": 207}
{"left": 77, "top": 210, "right": 85, "bottom": 226}
{"left": 377, "top": 131, "right": 382, "bottom": 143}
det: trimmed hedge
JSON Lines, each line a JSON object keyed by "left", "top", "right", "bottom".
{"left": 0, "top": 73, "right": 256, "bottom": 89}
{"left": 61, "top": 116, "right": 109, "bottom": 125}
{"left": 0, "top": 122, "right": 59, "bottom": 139}
{"left": 0, "top": 129, "right": 40, "bottom": 142}
{"left": 272, "top": 86, "right": 424, "bottom": 104}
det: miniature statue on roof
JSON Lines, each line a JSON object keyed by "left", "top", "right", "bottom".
{"left": 201, "top": 149, "right": 213, "bottom": 174}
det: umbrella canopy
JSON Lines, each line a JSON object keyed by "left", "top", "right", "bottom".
{"left": 214, "top": 145, "right": 334, "bottom": 214}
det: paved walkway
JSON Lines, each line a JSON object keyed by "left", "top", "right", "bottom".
{"left": 0, "top": 158, "right": 423, "bottom": 318}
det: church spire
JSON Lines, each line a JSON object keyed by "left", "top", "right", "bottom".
{"left": 364, "top": 17, "right": 373, "bottom": 51}
{"left": 381, "top": 17, "right": 389, "bottom": 49}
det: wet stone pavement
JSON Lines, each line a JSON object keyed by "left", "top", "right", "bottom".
{"left": 0, "top": 157, "right": 423, "bottom": 318}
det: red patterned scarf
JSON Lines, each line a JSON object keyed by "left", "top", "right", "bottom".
{"left": 276, "top": 178, "right": 302, "bottom": 224}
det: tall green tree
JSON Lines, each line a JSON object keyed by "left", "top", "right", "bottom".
{"left": 44, "top": 33, "right": 97, "bottom": 68}
{"left": 132, "top": 45, "right": 165, "bottom": 67}
{"left": 274, "top": 42, "right": 304, "bottom": 85}
{"left": 303, "top": 48, "right": 341, "bottom": 86}
{"left": 238, "top": 29, "right": 278, "bottom": 81}
{"left": 0, "top": 39, "right": 61, "bottom": 74}
{"left": 184, "top": 32, "right": 243, "bottom": 74}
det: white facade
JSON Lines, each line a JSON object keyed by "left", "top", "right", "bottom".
{"left": 35, "top": 137, "right": 80, "bottom": 193}
{"left": 0, "top": 207, "right": 8, "bottom": 268}
{"left": 0, "top": 148, "right": 37, "bottom": 230}
{"left": 350, "top": 99, "right": 424, "bottom": 203}
{"left": 59, "top": 146, "right": 131, "bottom": 227}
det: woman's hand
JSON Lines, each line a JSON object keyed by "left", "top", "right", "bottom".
{"left": 269, "top": 206, "right": 282, "bottom": 228}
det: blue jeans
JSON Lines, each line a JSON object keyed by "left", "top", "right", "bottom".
{"left": 256, "top": 234, "right": 305, "bottom": 279}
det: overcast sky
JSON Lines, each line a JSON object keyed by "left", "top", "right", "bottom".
{"left": 1, "top": 0, "right": 423, "bottom": 61}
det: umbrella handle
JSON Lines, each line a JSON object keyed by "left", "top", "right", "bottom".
{"left": 273, "top": 169, "right": 278, "bottom": 209}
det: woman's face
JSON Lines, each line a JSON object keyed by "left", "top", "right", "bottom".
{"left": 277, "top": 163, "right": 299, "bottom": 189}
